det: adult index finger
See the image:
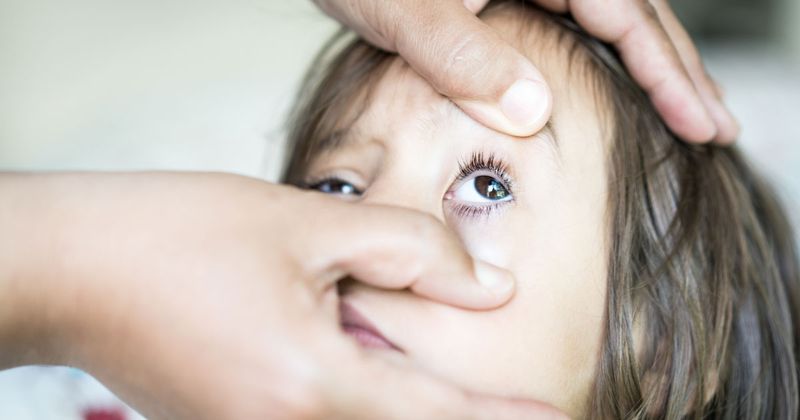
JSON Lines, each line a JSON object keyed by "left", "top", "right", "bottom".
{"left": 299, "top": 196, "right": 517, "bottom": 310}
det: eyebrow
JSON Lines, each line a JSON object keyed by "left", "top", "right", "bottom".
{"left": 538, "top": 119, "right": 564, "bottom": 173}
{"left": 315, "top": 128, "right": 351, "bottom": 153}
{"left": 317, "top": 118, "right": 560, "bottom": 156}
{"left": 541, "top": 119, "right": 560, "bottom": 153}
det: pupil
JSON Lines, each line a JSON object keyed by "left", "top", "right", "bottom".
{"left": 315, "top": 179, "right": 357, "bottom": 195}
{"left": 474, "top": 176, "right": 507, "bottom": 200}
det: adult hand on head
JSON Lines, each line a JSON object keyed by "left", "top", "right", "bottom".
{"left": 0, "top": 172, "right": 566, "bottom": 419}
{"left": 314, "top": 0, "right": 738, "bottom": 144}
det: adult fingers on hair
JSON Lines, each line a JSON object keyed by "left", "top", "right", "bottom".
{"left": 302, "top": 198, "right": 516, "bottom": 309}
{"left": 569, "top": 0, "right": 718, "bottom": 143}
{"left": 327, "top": 346, "right": 568, "bottom": 419}
{"left": 649, "top": 0, "right": 739, "bottom": 144}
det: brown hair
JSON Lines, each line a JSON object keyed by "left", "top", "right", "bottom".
{"left": 281, "top": 1, "right": 800, "bottom": 418}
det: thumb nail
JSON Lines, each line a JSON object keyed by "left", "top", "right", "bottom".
{"left": 500, "top": 79, "right": 549, "bottom": 130}
{"left": 474, "top": 260, "right": 515, "bottom": 295}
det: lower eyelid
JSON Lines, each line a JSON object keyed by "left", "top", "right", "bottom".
{"left": 444, "top": 199, "right": 513, "bottom": 220}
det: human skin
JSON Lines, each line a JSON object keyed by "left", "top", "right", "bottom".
{"left": 301, "top": 10, "right": 612, "bottom": 417}
{"left": 0, "top": 172, "right": 568, "bottom": 419}
{"left": 315, "top": 0, "right": 738, "bottom": 143}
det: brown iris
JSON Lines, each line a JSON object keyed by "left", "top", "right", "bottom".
{"left": 474, "top": 176, "right": 509, "bottom": 200}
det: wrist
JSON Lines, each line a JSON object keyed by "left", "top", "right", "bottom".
{"left": 0, "top": 173, "right": 66, "bottom": 367}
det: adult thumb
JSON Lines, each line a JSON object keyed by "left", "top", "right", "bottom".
{"left": 391, "top": 1, "right": 552, "bottom": 137}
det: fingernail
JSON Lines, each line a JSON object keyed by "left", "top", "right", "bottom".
{"left": 500, "top": 79, "right": 549, "bottom": 130}
{"left": 474, "top": 260, "right": 515, "bottom": 295}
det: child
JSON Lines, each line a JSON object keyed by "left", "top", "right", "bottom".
{"left": 281, "top": 0, "right": 800, "bottom": 417}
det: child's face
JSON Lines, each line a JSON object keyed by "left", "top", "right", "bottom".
{"left": 302, "top": 13, "right": 609, "bottom": 416}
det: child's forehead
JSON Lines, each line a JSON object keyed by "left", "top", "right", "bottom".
{"left": 369, "top": 60, "right": 454, "bottom": 116}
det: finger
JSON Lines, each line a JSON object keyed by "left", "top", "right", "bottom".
{"left": 390, "top": 1, "right": 553, "bottom": 137}
{"left": 649, "top": 0, "right": 739, "bottom": 144}
{"left": 462, "top": 0, "right": 490, "bottom": 14}
{"left": 402, "top": 1, "right": 552, "bottom": 137}
{"left": 327, "top": 341, "right": 568, "bottom": 419}
{"left": 710, "top": 77, "right": 725, "bottom": 100}
{"left": 302, "top": 198, "right": 516, "bottom": 310}
{"left": 570, "top": 0, "right": 717, "bottom": 143}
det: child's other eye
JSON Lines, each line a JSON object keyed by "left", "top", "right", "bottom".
{"left": 452, "top": 174, "right": 512, "bottom": 203}
{"left": 308, "top": 178, "right": 363, "bottom": 197}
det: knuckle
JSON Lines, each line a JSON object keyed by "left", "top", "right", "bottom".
{"left": 370, "top": 0, "right": 403, "bottom": 42}
{"left": 437, "top": 31, "right": 496, "bottom": 98}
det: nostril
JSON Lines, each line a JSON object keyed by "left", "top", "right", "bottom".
{"left": 336, "top": 276, "right": 359, "bottom": 298}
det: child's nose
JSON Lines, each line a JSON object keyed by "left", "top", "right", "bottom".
{"left": 360, "top": 172, "right": 447, "bottom": 223}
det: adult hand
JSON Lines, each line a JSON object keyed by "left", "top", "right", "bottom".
{"left": 314, "top": 0, "right": 738, "bottom": 143}
{"left": 0, "top": 172, "right": 565, "bottom": 419}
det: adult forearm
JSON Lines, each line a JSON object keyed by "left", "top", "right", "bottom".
{"left": 0, "top": 173, "right": 71, "bottom": 368}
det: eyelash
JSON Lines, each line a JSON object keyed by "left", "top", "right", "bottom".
{"left": 306, "top": 178, "right": 363, "bottom": 195}
{"left": 455, "top": 152, "right": 514, "bottom": 190}
{"left": 301, "top": 151, "right": 515, "bottom": 218}
{"left": 302, "top": 172, "right": 364, "bottom": 196}
{"left": 449, "top": 151, "right": 515, "bottom": 219}
{"left": 447, "top": 201, "right": 509, "bottom": 219}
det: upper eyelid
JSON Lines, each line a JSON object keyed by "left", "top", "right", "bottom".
{"left": 303, "top": 169, "right": 366, "bottom": 190}
{"left": 455, "top": 152, "right": 516, "bottom": 191}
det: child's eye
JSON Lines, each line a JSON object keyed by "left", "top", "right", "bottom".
{"left": 308, "top": 178, "right": 363, "bottom": 196}
{"left": 445, "top": 152, "right": 515, "bottom": 219}
{"left": 452, "top": 174, "right": 512, "bottom": 203}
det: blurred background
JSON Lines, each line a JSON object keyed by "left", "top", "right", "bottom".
{"left": 1, "top": 0, "right": 798, "bottom": 418}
